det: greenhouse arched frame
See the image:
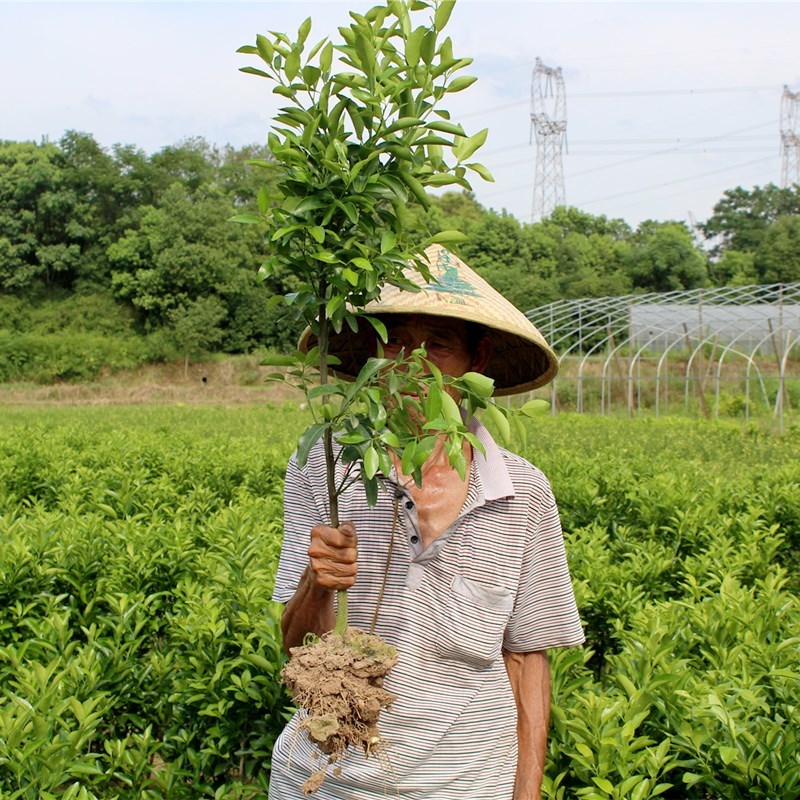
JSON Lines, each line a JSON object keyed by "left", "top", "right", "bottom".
{"left": 526, "top": 283, "right": 800, "bottom": 429}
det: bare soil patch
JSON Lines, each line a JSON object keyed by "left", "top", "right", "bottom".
{"left": 0, "top": 358, "right": 303, "bottom": 407}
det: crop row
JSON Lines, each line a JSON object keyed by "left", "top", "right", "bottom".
{"left": 0, "top": 406, "right": 798, "bottom": 799}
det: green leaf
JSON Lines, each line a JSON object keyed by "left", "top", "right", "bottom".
{"left": 425, "top": 383, "right": 443, "bottom": 422}
{"left": 447, "top": 74, "right": 477, "bottom": 93}
{"left": 239, "top": 66, "right": 271, "bottom": 79}
{"left": 423, "top": 174, "right": 461, "bottom": 187}
{"left": 405, "top": 26, "right": 425, "bottom": 68}
{"left": 454, "top": 127, "right": 489, "bottom": 162}
{"left": 440, "top": 391, "right": 462, "bottom": 425}
{"left": 307, "top": 36, "right": 326, "bottom": 62}
{"left": 243, "top": 653, "right": 274, "bottom": 671}
{"left": 428, "top": 229, "right": 468, "bottom": 245}
{"left": 385, "top": 116, "right": 425, "bottom": 134}
{"left": 434, "top": 0, "right": 456, "bottom": 31}
{"left": 310, "top": 226, "right": 325, "bottom": 244}
{"left": 398, "top": 171, "right": 429, "bottom": 207}
{"left": 466, "top": 161, "right": 494, "bottom": 182}
{"left": 320, "top": 41, "right": 334, "bottom": 73}
{"left": 307, "top": 383, "right": 345, "bottom": 400}
{"left": 401, "top": 440, "right": 417, "bottom": 476}
{"left": 420, "top": 29, "right": 436, "bottom": 65}
{"left": 484, "top": 403, "right": 511, "bottom": 444}
{"left": 256, "top": 34, "right": 274, "bottom": 63}
{"left": 271, "top": 224, "right": 304, "bottom": 241}
{"left": 342, "top": 268, "right": 359, "bottom": 286}
{"left": 459, "top": 371, "right": 494, "bottom": 398}
{"left": 511, "top": 412, "right": 527, "bottom": 448}
{"left": 363, "top": 315, "right": 388, "bottom": 343}
{"left": 326, "top": 294, "right": 344, "bottom": 318}
{"left": 236, "top": 44, "right": 259, "bottom": 55}
{"left": 519, "top": 399, "right": 550, "bottom": 417}
{"left": 381, "top": 231, "right": 396, "bottom": 254}
{"left": 302, "top": 65, "right": 322, "bottom": 86}
{"left": 296, "top": 423, "right": 329, "bottom": 468}
{"left": 297, "top": 16, "right": 312, "bottom": 45}
{"left": 311, "top": 251, "right": 339, "bottom": 263}
{"left": 261, "top": 353, "right": 299, "bottom": 367}
{"left": 719, "top": 746, "right": 739, "bottom": 765}
{"left": 592, "top": 777, "right": 614, "bottom": 795}
{"left": 426, "top": 120, "right": 466, "bottom": 136}
{"left": 285, "top": 50, "right": 301, "bottom": 81}
{"left": 364, "top": 475, "right": 379, "bottom": 506}
{"left": 228, "top": 213, "right": 262, "bottom": 225}
{"left": 363, "top": 445, "right": 380, "bottom": 479}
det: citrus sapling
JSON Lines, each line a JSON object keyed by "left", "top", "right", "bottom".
{"left": 235, "top": 0, "right": 505, "bottom": 790}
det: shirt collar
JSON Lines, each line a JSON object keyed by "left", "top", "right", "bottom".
{"left": 468, "top": 415, "right": 516, "bottom": 502}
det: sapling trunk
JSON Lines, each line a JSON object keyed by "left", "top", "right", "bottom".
{"left": 315, "top": 287, "right": 349, "bottom": 637}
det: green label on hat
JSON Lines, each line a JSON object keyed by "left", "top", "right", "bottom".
{"left": 426, "top": 249, "right": 478, "bottom": 298}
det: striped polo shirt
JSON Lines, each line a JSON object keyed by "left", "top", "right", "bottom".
{"left": 269, "top": 419, "right": 584, "bottom": 800}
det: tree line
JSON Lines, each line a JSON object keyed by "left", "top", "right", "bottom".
{"left": 2, "top": 131, "right": 800, "bottom": 362}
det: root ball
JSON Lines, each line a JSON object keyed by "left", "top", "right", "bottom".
{"left": 282, "top": 627, "right": 399, "bottom": 792}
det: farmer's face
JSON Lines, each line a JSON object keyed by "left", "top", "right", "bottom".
{"left": 379, "top": 315, "right": 491, "bottom": 379}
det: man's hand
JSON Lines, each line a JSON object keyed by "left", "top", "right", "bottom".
{"left": 280, "top": 521, "right": 358, "bottom": 653}
{"left": 308, "top": 521, "right": 358, "bottom": 590}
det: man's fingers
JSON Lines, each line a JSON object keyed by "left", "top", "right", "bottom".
{"left": 311, "top": 522, "right": 357, "bottom": 551}
{"left": 308, "top": 522, "right": 359, "bottom": 590}
{"left": 308, "top": 538, "right": 358, "bottom": 565}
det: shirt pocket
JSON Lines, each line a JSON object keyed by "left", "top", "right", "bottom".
{"left": 432, "top": 574, "right": 514, "bottom": 669}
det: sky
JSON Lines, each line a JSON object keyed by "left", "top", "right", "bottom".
{"left": 3, "top": 1, "right": 800, "bottom": 228}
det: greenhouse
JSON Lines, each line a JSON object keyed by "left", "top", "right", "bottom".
{"left": 526, "top": 283, "right": 800, "bottom": 427}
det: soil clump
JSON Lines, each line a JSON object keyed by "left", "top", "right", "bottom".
{"left": 281, "top": 627, "right": 398, "bottom": 795}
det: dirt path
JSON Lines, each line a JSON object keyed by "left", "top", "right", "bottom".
{"left": 0, "top": 360, "right": 304, "bottom": 407}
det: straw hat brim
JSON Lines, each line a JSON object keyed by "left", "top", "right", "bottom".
{"left": 297, "top": 244, "right": 559, "bottom": 396}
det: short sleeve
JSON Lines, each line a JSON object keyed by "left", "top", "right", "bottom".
{"left": 271, "top": 453, "right": 325, "bottom": 604}
{"left": 503, "top": 478, "right": 584, "bottom": 652}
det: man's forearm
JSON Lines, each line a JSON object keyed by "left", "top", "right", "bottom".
{"left": 503, "top": 649, "right": 551, "bottom": 800}
{"left": 280, "top": 565, "right": 335, "bottom": 653}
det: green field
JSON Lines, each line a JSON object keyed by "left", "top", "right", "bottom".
{"left": 1, "top": 406, "right": 798, "bottom": 799}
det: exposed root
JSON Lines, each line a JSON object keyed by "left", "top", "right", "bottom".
{"left": 281, "top": 627, "right": 398, "bottom": 794}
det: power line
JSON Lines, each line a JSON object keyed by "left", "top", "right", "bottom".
{"left": 457, "top": 84, "right": 784, "bottom": 121}
{"left": 576, "top": 155, "right": 777, "bottom": 207}
{"left": 571, "top": 85, "right": 781, "bottom": 99}
{"left": 479, "top": 134, "right": 773, "bottom": 160}
{"left": 480, "top": 151, "right": 776, "bottom": 204}
{"left": 566, "top": 120, "right": 775, "bottom": 179}
{"left": 481, "top": 120, "right": 776, "bottom": 178}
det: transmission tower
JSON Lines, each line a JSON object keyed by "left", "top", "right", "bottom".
{"left": 530, "top": 57, "right": 567, "bottom": 222}
{"left": 780, "top": 85, "right": 800, "bottom": 187}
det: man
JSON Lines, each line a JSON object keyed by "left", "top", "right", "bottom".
{"left": 269, "top": 245, "right": 584, "bottom": 799}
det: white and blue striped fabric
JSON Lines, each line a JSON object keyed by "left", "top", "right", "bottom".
{"left": 269, "top": 419, "right": 584, "bottom": 799}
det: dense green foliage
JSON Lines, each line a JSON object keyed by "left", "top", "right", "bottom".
{"left": 0, "top": 407, "right": 798, "bottom": 798}
{"left": 0, "top": 133, "right": 300, "bottom": 381}
{"left": 3, "top": 129, "right": 800, "bottom": 384}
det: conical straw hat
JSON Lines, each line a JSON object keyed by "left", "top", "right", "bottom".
{"left": 298, "top": 244, "right": 558, "bottom": 396}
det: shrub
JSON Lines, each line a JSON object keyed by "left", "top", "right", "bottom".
{"left": 0, "top": 409, "right": 798, "bottom": 798}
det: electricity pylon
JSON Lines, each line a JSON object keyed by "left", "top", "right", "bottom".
{"left": 530, "top": 57, "right": 567, "bottom": 222}
{"left": 780, "top": 85, "right": 800, "bottom": 187}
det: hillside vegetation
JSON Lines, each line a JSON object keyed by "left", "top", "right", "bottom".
{"left": 2, "top": 133, "right": 800, "bottom": 383}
